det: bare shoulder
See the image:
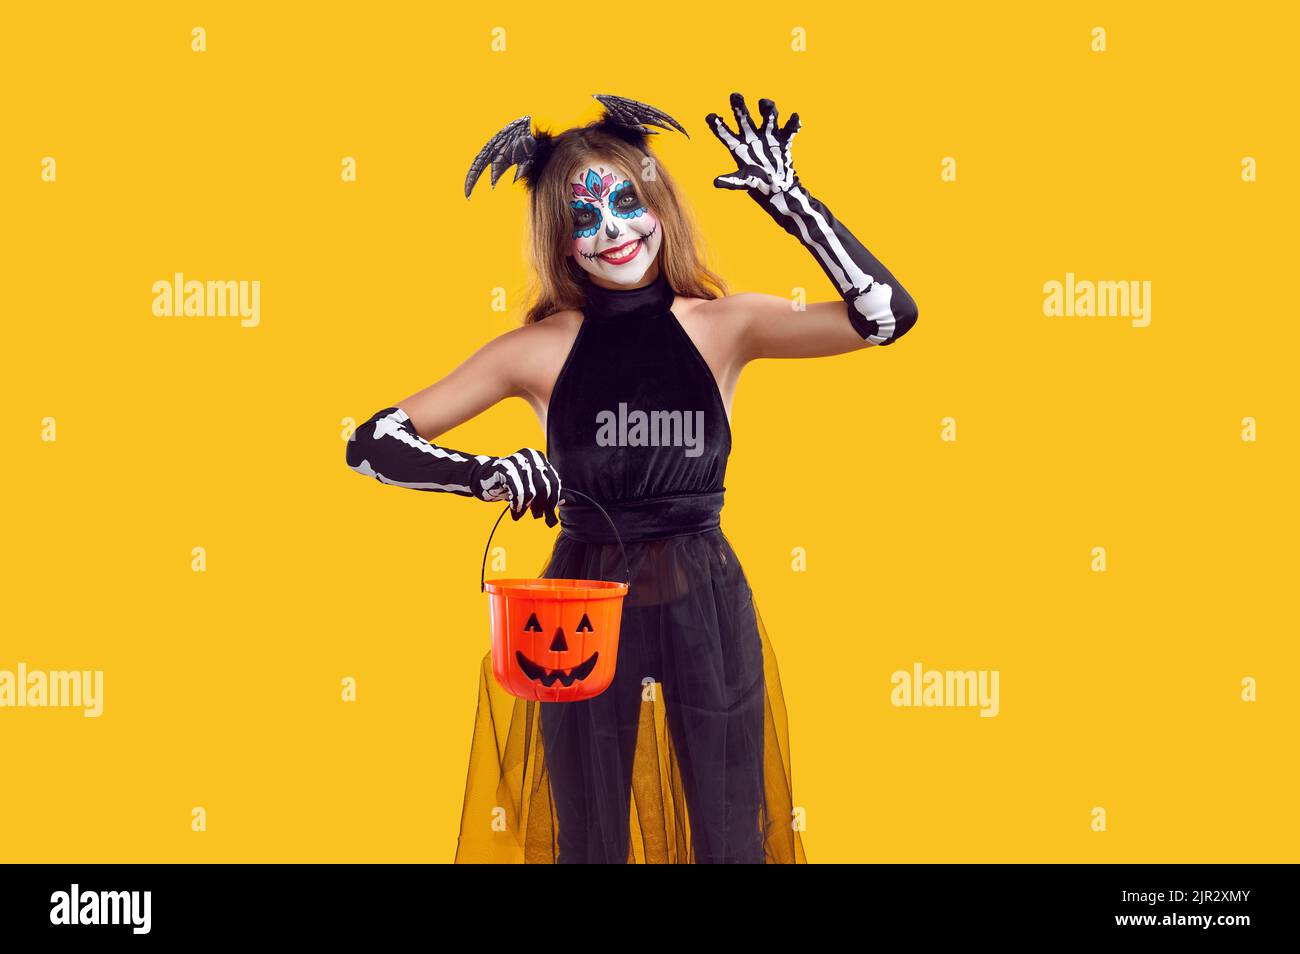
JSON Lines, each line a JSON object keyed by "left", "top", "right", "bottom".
{"left": 488, "top": 307, "right": 584, "bottom": 407}
{"left": 480, "top": 308, "right": 580, "bottom": 360}
{"left": 672, "top": 291, "right": 770, "bottom": 357}
{"left": 673, "top": 292, "right": 749, "bottom": 335}
{"left": 670, "top": 293, "right": 760, "bottom": 395}
{"left": 674, "top": 291, "right": 780, "bottom": 329}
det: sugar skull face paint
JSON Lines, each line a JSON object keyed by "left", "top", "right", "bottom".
{"left": 569, "top": 161, "right": 662, "bottom": 285}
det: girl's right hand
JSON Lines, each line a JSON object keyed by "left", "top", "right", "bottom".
{"left": 477, "top": 448, "right": 563, "bottom": 526}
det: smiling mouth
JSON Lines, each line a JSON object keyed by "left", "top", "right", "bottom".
{"left": 516, "top": 650, "right": 600, "bottom": 688}
{"left": 600, "top": 239, "right": 642, "bottom": 264}
{"left": 583, "top": 222, "right": 657, "bottom": 265}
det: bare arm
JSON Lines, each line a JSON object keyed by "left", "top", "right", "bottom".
{"left": 395, "top": 331, "right": 525, "bottom": 441}
{"left": 722, "top": 292, "right": 880, "bottom": 363}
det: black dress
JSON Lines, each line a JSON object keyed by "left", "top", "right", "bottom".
{"left": 454, "top": 269, "right": 806, "bottom": 863}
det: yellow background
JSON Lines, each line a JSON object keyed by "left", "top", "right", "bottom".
{"left": 2, "top": 2, "right": 1295, "bottom": 863}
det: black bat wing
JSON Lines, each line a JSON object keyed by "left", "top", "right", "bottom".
{"left": 593, "top": 94, "right": 689, "bottom": 138}
{"left": 464, "top": 115, "right": 538, "bottom": 198}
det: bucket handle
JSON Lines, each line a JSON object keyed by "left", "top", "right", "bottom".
{"left": 480, "top": 488, "right": 631, "bottom": 592}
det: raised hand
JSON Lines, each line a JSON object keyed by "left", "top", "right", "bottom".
{"left": 707, "top": 92, "right": 802, "bottom": 201}
{"left": 702, "top": 90, "right": 919, "bottom": 347}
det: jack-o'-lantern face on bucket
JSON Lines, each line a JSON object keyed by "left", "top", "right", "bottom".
{"left": 515, "top": 609, "right": 601, "bottom": 688}
{"left": 486, "top": 590, "right": 625, "bottom": 702}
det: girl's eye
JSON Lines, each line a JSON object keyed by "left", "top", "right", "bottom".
{"left": 572, "top": 207, "right": 598, "bottom": 229}
{"left": 615, "top": 190, "right": 641, "bottom": 210}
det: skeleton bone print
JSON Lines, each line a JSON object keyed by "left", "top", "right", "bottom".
{"left": 347, "top": 406, "right": 562, "bottom": 525}
{"left": 707, "top": 92, "right": 918, "bottom": 346}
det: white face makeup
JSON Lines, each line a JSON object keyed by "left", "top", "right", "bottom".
{"left": 569, "top": 160, "right": 662, "bottom": 286}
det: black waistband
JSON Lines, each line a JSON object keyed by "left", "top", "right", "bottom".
{"left": 559, "top": 490, "right": 725, "bottom": 544}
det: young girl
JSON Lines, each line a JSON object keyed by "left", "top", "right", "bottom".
{"left": 346, "top": 92, "right": 918, "bottom": 863}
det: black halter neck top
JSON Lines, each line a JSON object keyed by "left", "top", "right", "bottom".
{"left": 546, "top": 269, "right": 732, "bottom": 543}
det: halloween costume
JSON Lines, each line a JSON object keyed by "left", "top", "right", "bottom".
{"left": 349, "top": 92, "right": 913, "bottom": 863}
{"left": 455, "top": 267, "right": 805, "bottom": 863}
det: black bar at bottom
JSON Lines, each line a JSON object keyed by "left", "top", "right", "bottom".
{"left": 0, "top": 863, "right": 1286, "bottom": 940}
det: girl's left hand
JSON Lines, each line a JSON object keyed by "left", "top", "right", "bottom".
{"left": 706, "top": 92, "right": 802, "bottom": 201}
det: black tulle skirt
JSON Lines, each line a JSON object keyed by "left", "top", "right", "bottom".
{"left": 454, "top": 527, "right": 807, "bottom": 863}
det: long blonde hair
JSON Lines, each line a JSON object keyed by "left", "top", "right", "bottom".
{"left": 522, "top": 125, "right": 727, "bottom": 324}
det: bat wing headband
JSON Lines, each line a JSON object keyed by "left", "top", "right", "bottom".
{"left": 463, "top": 93, "right": 689, "bottom": 199}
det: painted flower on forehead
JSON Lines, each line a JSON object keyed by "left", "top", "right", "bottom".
{"left": 572, "top": 169, "right": 616, "bottom": 203}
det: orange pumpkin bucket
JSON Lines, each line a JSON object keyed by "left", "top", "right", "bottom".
{"left": 480, "top": 489, "right": 630, "bottom": 703}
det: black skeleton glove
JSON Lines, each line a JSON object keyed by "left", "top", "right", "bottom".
{"left": 346, "top": 406, "right": 562, "bottom": 526}
{"left": 707, "top": 92, "right": 918, "bottom": 346}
